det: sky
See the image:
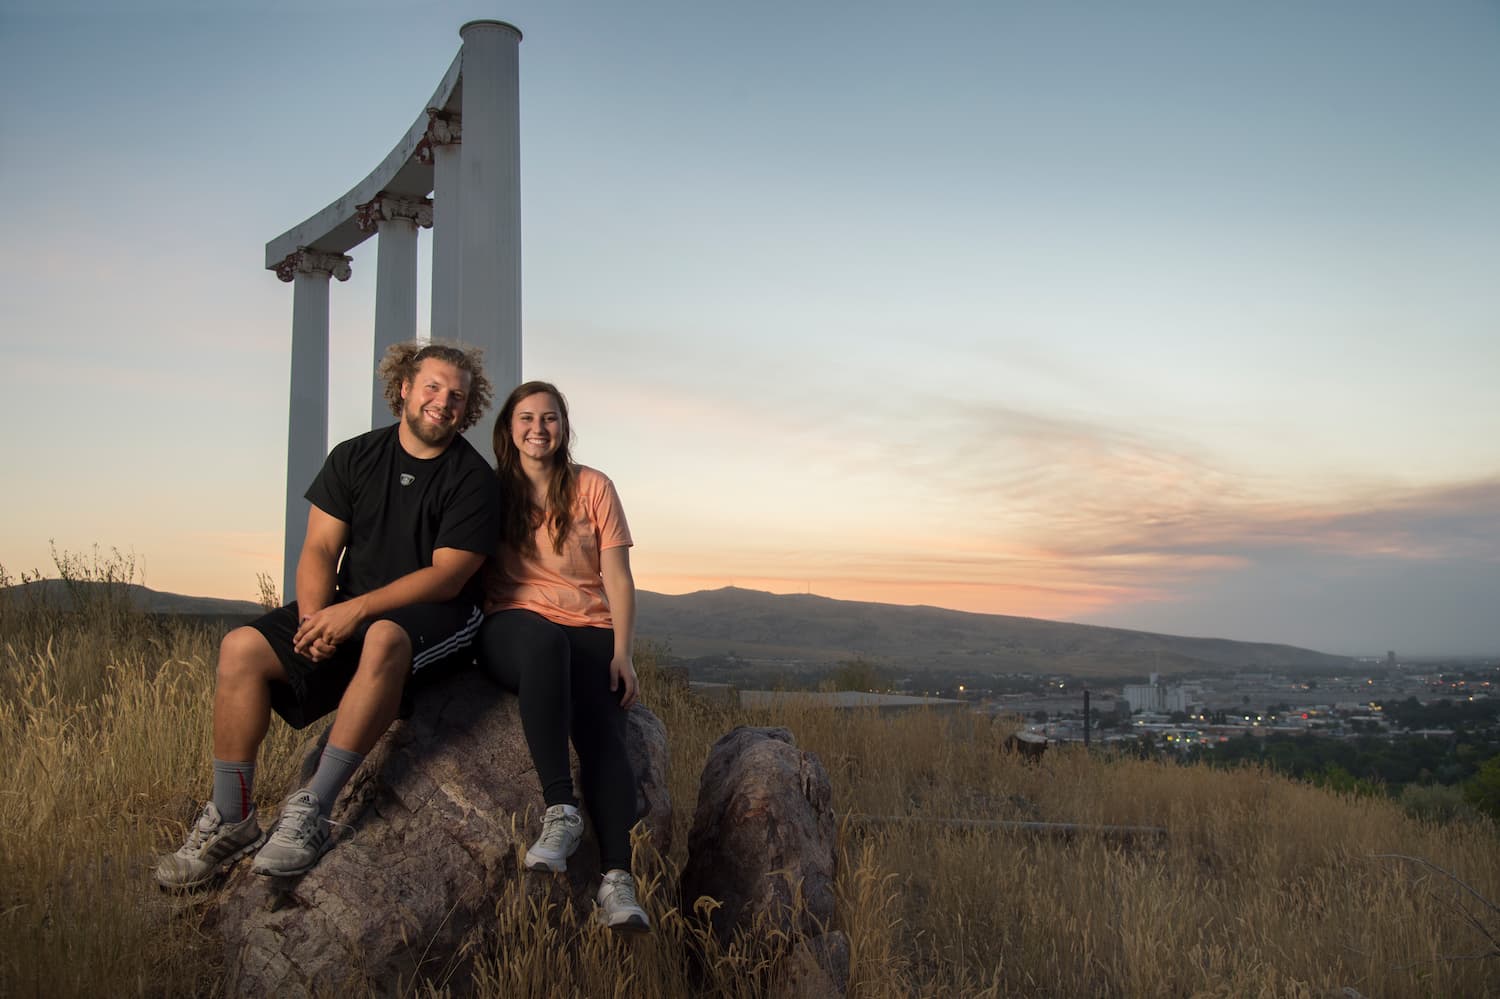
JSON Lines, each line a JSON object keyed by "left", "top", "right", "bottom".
{"left": 1, "top": 0, "right": 1497, "bottom": 657}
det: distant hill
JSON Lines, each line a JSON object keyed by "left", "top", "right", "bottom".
{"left": 0, "top": 579, "right": 264, "bottom": 618}
{"left": 3, "top": 579, "right": 1354, "bottom": 679}
{"left": 636, "top": 586, "right": 1354, "bottom": 679}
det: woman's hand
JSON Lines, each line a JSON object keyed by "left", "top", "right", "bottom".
{"left": 610, "top": 652, "right": 639, "bottom": 709}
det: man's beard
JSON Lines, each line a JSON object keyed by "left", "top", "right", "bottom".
{"left": 405, "top": 407, "right": 457, "bottom": 447}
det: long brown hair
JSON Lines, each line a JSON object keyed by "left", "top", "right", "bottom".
{"left": 492, "top": 381, "right": 577, "bottom": 557}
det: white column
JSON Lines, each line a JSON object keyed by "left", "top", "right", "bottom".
{"left": 357, "top": 194, "right": 433, "bottom": 429}
{"left": 274, "top": 248, "right": 352, "bottom": 603}
{"left": 458, "top": 19, "right": 523, "bottom": 454}
{"left": 423, "top": 110, "right": 463, "bottom": 342}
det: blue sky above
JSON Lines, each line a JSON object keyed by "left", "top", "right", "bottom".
{"left": 2, "top": 0, "right": 1497, "bottom": 655}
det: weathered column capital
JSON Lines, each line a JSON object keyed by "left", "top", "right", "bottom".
{"left": 273, "top": 248, "right": 354, "bottom": 283}
{"left": 355, "top": 193, "right": 435, "bottom": 233}
{"left": 416, "top": 108, "right": 462, "bottom": 165}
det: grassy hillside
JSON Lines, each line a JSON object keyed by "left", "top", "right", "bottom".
{"left": 638, "top": 586, "right": 1354, "bottom": 678}
{"left": 2, "top": 571, "right": 1496, "bottom": 995}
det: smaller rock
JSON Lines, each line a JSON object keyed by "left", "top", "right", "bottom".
{"left": 680, "top": 726, "right": 837, "bottom": 946}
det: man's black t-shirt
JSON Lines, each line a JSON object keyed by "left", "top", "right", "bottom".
{"left": 305, "top": 425, "right": 499, "bottom": 602}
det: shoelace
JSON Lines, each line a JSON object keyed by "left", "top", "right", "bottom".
{"left": 538, "top": 816, "right": 573, "bottom": 848}
{"left": 606, "top": 875, "right": 639, "bottom": 906}
{"left": 269, "top": 798, "right": 322, "bottom": 846}
{"left": 176, "top": 807, "right": 218, "bottom": 855}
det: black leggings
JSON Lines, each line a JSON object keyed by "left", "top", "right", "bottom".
{"left": 478, "top": 609, "right": 637, "bottom": 871}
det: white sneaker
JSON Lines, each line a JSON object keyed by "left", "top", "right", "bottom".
{"left": 155, "top": 802, "right": 264, "bottom": 889}
{"left": 596, "top": 869, "right": 651, "bottom": 934}
{"left": 251, "top": 789, "right": 333, "bottom": 877}
{"left": 525, "top": 803, "right": 583, "bottom": 872}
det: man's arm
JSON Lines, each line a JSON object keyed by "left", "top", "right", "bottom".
{"left": 600, "top": 545, "right": 638, "bottom": 708}
{"left": 291, "top": 506, "right": 348, "bottom": 660}
{"left": 295, "top": 505, "right": 347, "bottom": 620}
{"left": 292, "top": 546, "right": 485, "bottom": 657}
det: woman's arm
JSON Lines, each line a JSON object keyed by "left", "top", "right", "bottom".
{"left": 599, "top": 545, "right": 638, "bottom": 708}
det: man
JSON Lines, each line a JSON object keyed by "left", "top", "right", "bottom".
{"left": 156, "top": 341, "right": 500, "bottom": 888}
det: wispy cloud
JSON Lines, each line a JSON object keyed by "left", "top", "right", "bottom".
{"left": 618, "top": 378, "right": 1498, "bottom": 651}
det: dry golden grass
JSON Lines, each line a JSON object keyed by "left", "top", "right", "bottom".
{"left": 2, "top": 570, "right": 1497, "bottom": 997}
{"left": 771, "top": 703, "right": 1500, "bottom": 997}
{"left": 0, "top": 573, "right": 305, "bottom": 996}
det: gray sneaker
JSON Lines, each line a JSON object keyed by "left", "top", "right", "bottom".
{"left": 155, "top": 802, "right": 264, "bottom": 889}
{"left": 596, "top": 869, "right": 651, "bottom": 934}
{"left": 251, "top": 790, "right": 332, "bottom": 877}
{"left": 524, "top": 803, "right": 584, "bottom": 872}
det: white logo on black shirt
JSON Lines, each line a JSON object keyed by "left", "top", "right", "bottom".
{"left": 400, "top": 473, "right": 415, "bottom": 486}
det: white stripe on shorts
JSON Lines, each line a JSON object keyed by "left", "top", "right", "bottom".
{"left": 411, "top": 604, "right": 484, "bottom": 674}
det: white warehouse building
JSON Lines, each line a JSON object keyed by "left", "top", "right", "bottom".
{"left": 1123, "top": 673, "right": 1194, "bottom": 714}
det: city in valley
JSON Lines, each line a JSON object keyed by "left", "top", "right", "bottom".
{"left": 977, "top": 660, "right": 1498, "bottom": 751}
{"left": 678, "top": 651, "right": 1499, "bottom": 779}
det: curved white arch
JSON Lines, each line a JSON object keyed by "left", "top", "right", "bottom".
{"left": 264, "top": 51, "right": 463, "bottom": 266}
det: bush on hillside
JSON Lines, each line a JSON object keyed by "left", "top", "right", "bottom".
{"left": 1464, "top": 755, "right": 1500, "bottom": 823}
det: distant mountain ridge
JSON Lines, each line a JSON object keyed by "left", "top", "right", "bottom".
{"left": 636, "top": 586, "right": 1354, "bottom": 678}
{"left": 1, "top": 579, "right": 265, "bottom": 618}
{"left": 4, "top": 580, "right": 1354, "bottom": 678}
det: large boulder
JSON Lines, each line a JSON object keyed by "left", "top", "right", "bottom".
{"left": 680, "top": 726, "right": 836, "bottom": 946}
{"left": 213, "top": 668, "right": 670, "bottom": 996}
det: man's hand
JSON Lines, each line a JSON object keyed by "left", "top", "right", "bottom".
{"left": 293, "top": 598, "right": 367, "bottom": 659}
{"left": 299, "top": 636, "right": 338, "bottom": 662}
{"left": 610, "top": 653, "right": 639, "bottom": 709}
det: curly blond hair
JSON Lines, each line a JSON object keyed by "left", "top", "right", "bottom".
{"left": 377, "top": 340, "right": 493, "bottom": 434}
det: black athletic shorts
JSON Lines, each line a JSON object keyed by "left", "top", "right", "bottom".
{"left": 250, "top": 598, "right": 484, "bottom": 729}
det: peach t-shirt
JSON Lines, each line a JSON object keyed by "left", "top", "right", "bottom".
{"left": 482, "top": 465, "right": 632, "bottom": 628}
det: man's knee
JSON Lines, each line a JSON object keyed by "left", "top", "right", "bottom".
{"left": 357, "top": 621, "right": 413, "bottom": 682}
{"left": 217, "top": 626, "right": 283, "bottom": 686}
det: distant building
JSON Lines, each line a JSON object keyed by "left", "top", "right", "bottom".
{"left": 1165, "top": 685, "right": 1191, "bottom": 713}
{"left": 1123, "top": 673, "right": 1164, "bottom": 714}
{"left": 1123, "top": 672, "right": 1195, "bottom": 714}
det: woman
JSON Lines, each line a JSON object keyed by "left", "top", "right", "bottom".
{"left": 477, "top": 380, "right": 649, "bottom": 934}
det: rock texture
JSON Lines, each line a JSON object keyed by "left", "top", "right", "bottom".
{"left": 213, "top": 668, "right": 669, "bottom": 997}
{"left": 680, "top": 726, "right": 836, "bottom": 946}
{"left": 625, "top": 704, "right": 671, "bottom": 859}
